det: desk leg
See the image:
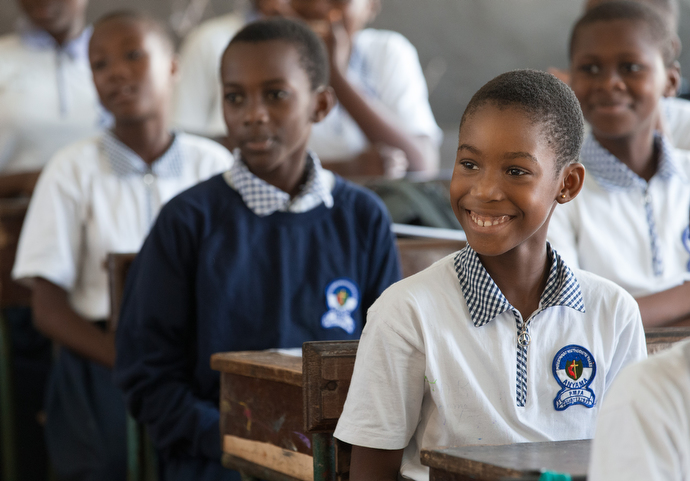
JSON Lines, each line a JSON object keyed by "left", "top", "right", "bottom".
{"left": 312, "top": 433, "right": 335, "bottom": 481}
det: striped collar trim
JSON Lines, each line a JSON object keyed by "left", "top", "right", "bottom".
{"left": 581, "top": 133, "right": 687, "bottom": 191}
{"left": 100, "top": 130, "right": 183, "bottom": 178}
{"left": 454, "top": 244, "right": 585, "bottom": 327}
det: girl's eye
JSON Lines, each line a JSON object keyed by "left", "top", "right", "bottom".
{"left": 91, "top": 60, "right": 106, "bottom": 71}
{"left": 578, "top": 64, "right": 600, "bottom": 75}
{"left": 507, "top": 168, "right": 528, "bottom": 176}
{"left": 459, "top": 160, "right": 478, "bottom": 170}
{"left": 267, "top": 90, "right": 289, "bottom": 101}
{"left": 126, "top": 49, "right": 143, "bottom": 61}
{"left": 224, "top": 93, "right": 244, "bottom": 104}
{"left": 622, "top": 63, "right": 643, "bottom": 73}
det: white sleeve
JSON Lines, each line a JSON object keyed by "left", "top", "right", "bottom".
{"left": 364, "top": 31, "right": 442, "bottom": 145}
{"left": 171, "top": 21, "right": 238, "bottom": 137}
{"left": 12, "top": 147, "right": 85, "bottom": 291}
{"left": 547, "top": 199, "right": 581, "bottom": 269}
{"left": 589, "top": 351, "right": 688, "bottom": 481}
{"left": 662, "top": 97, "right": 690, "bottom": 151}
{"left": 333, "top": 295, "right": 426, "bottom": 449}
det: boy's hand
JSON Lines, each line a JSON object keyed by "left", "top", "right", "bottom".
{"left": 353, "top": 144, "right": 408, "bottom": 179}
{"left": 306, "top": 11, "right": 351, "bottom": 77}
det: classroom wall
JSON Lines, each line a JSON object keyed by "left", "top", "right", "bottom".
{"left": 3, "top": 0, "right": 690, "bottom": 169}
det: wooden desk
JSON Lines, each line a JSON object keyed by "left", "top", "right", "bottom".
{"left": 211, "top": 349, "right": 313, "bottom": 481}
{"left": 421, "top": 440, "right": 590, "bottom": 481}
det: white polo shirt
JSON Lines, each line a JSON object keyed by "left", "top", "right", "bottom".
{"left": 589, "top": 339, "right": 690, "bottom": 481}
{"left": 309, "top": 28, "right": 442, "bottom": 162}
{"left": 171, "top": 12, "right": 247, "bottom": 137}
{"left": 0, "top": 22, "right": 103, "bottom": 173}
{"left": 12, "top": 131, "right": 232, "bottom": 321}
{"left": 334, "top": 245, "right": 646, "bottom": 481}
{"left": 548, "top": 134, "right": 690, "bottom": 298}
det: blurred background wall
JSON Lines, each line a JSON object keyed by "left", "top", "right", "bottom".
{"left": 3, "top": 0, "right": 690, "bottom": 170}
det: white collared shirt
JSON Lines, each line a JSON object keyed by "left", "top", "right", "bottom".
{"left": 589, "top": 339, "right": 690, "bottom": 481}
{"left": 0, "top": 22, "right": 104, "bottom": 173}
{"left": 334, "top": 245, "right": 646, "bottom": 481}
{"left": 12, "top": 131, "right": 232, "bottom": 320}
{"left": 223, "top": 151, "right": 335, "bottom": 216}
{"left": 548, "top": 134, "right": 690, "bottom": 297}
{"left": 308, "top": 28, "right": 442, "bottom": 162}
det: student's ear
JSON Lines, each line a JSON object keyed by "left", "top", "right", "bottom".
{"left": 367, "top": 0, "right": 382, "bottom": 23}
{"left": 663, "top": 60, "right": 681, "bottom": 97}
{"left": 311, "top": 86, "right": 335, "bottom": 123}
{"left": 557, "top": 162, "right": 585, "bottom": 204}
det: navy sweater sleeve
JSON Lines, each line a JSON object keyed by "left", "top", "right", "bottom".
{"left": 114, "top": 186, "right": 222, "bottom": 461}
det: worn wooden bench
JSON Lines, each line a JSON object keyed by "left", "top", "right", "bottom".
{"left": 0, "top": 197, "right": 32, "bottom": 481}
{"left": 644, "top": 326, "right": 690, "bottom": 356}
{"left": 396, "top": 237, "right": 465, "bottom": 278}
{"left": 105, "top": 252, "right": 157, "bottom": 481}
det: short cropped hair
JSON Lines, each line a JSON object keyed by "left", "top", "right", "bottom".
{"left": 585, "top": 0, "right": 678, "bottom": 31}
{"left": 227, "top": 18, "right": 329, "bottom": 90}
{"left": 92, "top": 10, "right": 175, "bottom": 55}
{"left": 571, "top": 1, "right": 677, "bottom": 65}
{"left": 460, "top": 69, "right": 585, "bottom": 172}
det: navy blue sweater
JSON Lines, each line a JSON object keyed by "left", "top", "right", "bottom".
{"left": 114, "top": 174, "right": 400, "bottom": 477}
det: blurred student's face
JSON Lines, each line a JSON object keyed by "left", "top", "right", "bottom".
{"left": 221, "top": 40, "right": 330, "bottom": 187}
{"left": 289, "top": 0, "right": 377, "bottom": 36}
{"left": 19, "top": 0, "right": 87, "bottom": 37}
{"left": 450, "top": 105, "right": 564, "bottom": 258}
{"left": 89, "top": 19, "right": 176, "bottom": 124}
{"left": 570, "top": 19, "right": 677, "bottom": 143}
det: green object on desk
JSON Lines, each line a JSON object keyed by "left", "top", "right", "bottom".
{"left": 540, "top": 471, "right": 572, "bottom": 481}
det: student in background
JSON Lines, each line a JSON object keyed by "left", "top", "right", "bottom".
{"left": 334, "top": 69, "right": 646, "bottom": 481}
{"left": 588, "top": 339, "right": 690, "bottom": 481}
{"left": 172, "top": 0, "right": 291, "bottom": 138}
{"left": 0, "top": 0, "right": 103, "bottom": 195}
{"left": 115, "top": 18, "right": 401, "bottom": 481}
{"left": 291, "top": 0, "right": 442, "bottom": 178}
{"left": 548, "top": 2, "right": 690, "bottom": 327}
{"left": 11, "top": 11, "right": 232, "bottom": 480}
{"left": 550, "top": 0, "right": 690, "bottom": 150}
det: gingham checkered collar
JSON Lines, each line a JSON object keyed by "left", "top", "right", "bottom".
{"left": 225, "top": 151, "right": 334, "bottom": 217}
{"left": 581, "top": 133, "right": 687, "bottom": 191}
{"left": 100, "top": 130, "right": 183, "bottom": 178}
{"left": 455, "top": 244, "right": 585, "bottom": 327}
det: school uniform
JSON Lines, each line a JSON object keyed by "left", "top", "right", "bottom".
{"left": 547, "top": 134, "right": 690, "bottom": 298}
{"left": 589, "top": 338, "right": 690, "bottom": 481}
{"left": 0, "top": 20, "right": 103, "bottom": 173}
{"left": 334, "top": 244, "right": 646, "bottom": 481}
{"left": 171, "top": 11, "right": 247, "bottom": 137}
{"left": 308, "top": 28, "right": 442, "bottom": 162}
{"left": 12, "top": 131, "right": 232, "bottom": 481}
{"left": 114, "top": 153, "right": 401, "bottom": 481}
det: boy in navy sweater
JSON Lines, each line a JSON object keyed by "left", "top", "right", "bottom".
{"left": 114, "top": 18, "right": 401, "bottom": 481}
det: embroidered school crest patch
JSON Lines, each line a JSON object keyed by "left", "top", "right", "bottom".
{"left": 552, "top": 345, "right": 596, "bottom": 411}
{"left": 320, "top": 278, "right": 359, "bottom": 334}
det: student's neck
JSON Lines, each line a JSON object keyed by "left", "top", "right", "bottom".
{"left": 595, "top": 127, "right": 658, "bottom": 182}
{"left": 255, "top": 151, "right": 308, "bottom": 198}
{"left": 113, "top": 118, "right": 172, "bottom": 165}
{"left": 478, "top": 242, "right": 551, "bottom": 321}
{"left": 47, "top": 20, "right": 86, "bottom": 46}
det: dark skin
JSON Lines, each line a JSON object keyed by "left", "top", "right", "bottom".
{"left": 290, "top": 0, "right": 438, "bottom": 177}
{"left": 350, "top": 105, "right": 586, "bottom": 479}
{"left": 570, "top": 19, "right": 690, "bottom": 327}
{"left": 31, "top": 17, "right": 179, "bottom": 367}
{"left": 221, "top": 40, "right": 333, "bottom": 196}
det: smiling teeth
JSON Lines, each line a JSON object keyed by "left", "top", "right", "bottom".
{"left": 470, "top": 211, "right": 509, "bottom": 227}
